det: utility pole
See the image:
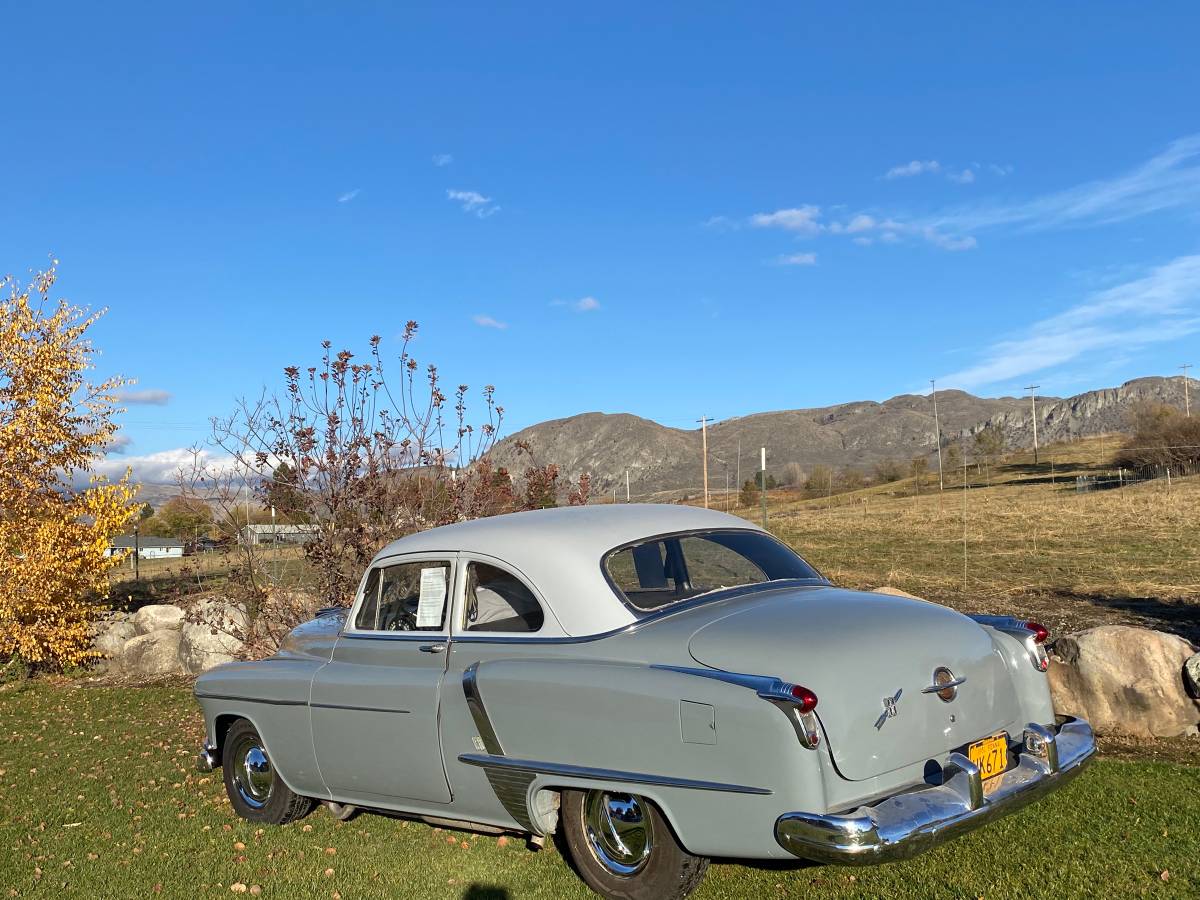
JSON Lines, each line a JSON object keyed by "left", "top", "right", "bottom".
{"left": 1181, "top": 364, "right": 1193, "bottom": 417}
{"left": 760, "top": 447, "right": 768, "bottom": 529}
{"left": 625, "top": 470, "right": 630, "bottom": 502}
{"left": 1025, "top": 385, "right": 1040, "bottom": 464}
{"left": 930, "top": 379, "right": 944, "bottom": 491}
{"left": 133, "top": 525, "right": 140, "bottom": 581}
{"left": 736, "top": 438, "right": 742, "bottom": 494}
{"left": 697, "top": 416, "right": 710, "bottom": 509}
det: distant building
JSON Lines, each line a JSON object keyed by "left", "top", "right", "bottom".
{"left": 238, "top": 524, "right": 319, "bottom": 547}
{"left": 106, "top": 535, "right": 185, "bottom": 559}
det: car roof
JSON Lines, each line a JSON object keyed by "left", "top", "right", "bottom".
{"left": 373, "top": 504, "right": 764, "bottom": 636}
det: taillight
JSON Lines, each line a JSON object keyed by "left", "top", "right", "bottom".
{"left": 789, "top": 684, "right": 818, "bottom": 714}
{"left": 1024, "top": 621, "right": 1049, "bottom": 644}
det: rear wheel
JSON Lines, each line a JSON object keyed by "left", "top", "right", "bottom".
{"left": 221, "top": 719, "right": 313, "bottom": 824}
{"left": 561, "top": 788, "right": 709, "bottom": 900}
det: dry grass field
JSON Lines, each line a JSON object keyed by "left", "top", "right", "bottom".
{"left": 718, "top": 437, "right": 1200, "bottom": 643}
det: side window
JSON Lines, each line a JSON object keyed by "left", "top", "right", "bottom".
{"left": 463, "top": 563, "right": 544, "bottom": 633}
{"left": 353, "top": 560, "right": 451, "bottom": 632}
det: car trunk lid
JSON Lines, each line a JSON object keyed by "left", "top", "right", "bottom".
{"left": 686, "top": 586, "right": 1019, "bottom": 781}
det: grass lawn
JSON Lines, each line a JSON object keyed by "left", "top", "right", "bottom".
{"left": 2, "top": 681, "right": 1198, "bottom": 898}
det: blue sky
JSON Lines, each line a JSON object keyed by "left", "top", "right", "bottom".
{"left": 4, "top": 3, "right": 1200, "bottom": 482}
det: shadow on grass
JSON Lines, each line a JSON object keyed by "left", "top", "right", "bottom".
{"left": 462, "top": 887, "right": 510, "bottom": 900}
{"left": 1089, "top": 595, "right": 1200, "bottom": 644}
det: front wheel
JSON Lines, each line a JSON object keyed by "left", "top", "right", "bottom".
{"left": 221, "top": 719, "right": 313, "bottom": 824}
{"left": 560, "top": 788, "right": 709, "bottom": 900}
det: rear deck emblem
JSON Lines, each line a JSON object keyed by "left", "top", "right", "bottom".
{"left": 874, "top": 689, "right": 903, "bottom": 730}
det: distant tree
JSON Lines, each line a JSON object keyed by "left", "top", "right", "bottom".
{"left": 806, "top": 468, "right": 835, "bottom": 496}
{"left": 778, "top": 461, "right": 806, "bottom": 487}
{"left": 264, "top": 462, "right": 306, "bottom": 522}
{"left": 739, "top": 479, "right": 760, "bottom": 508}
{"left": 139, "top": 502, "right": 155, "bottom": 520}
{"left": 1114, "top": 402, "right": 1200, "bottom": 472}
{"left": 837, "top": 467, "right": 866, "bottom": 491}
{"left": 944, "top": 441, "right": 962, "bottom": 477}
{"left": 909, "top": 456, "right": 929, "bottom": 478}
{"left": 753, "top": 470, "right": 777, "bottom": 490}
{"left": 973, "top": 425, "right": 1005, "bottom": 484}
{"left": 141, "top": 495, "right": 214, "bottom": 538}
{"left": 873, "top": 458, "right": 906, "bottom": 484}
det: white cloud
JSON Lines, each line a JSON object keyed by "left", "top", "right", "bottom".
{"left": 928, "top": 135, "right": 1200, "bottom": 234}
{"left": 777, "top": 252, "right": 817, "bottom": 266}
{"left": 829, "top": 214, "right": 876, "bottom": 234}
{"left": 989, "top": 163, "right": 1014, "bottom": 176}
{"left": 852, "top": 237, "right": 873, "bottom": 246}
{"left": 939, "top": 254, "right": 1200, "bottom": 390}
{"left": 886, "top": 160, "right": 941, "bottom": 179}
{"left": 88, "top": 446, "right": 237, "bottom": 486}
{"left": 106, "top": 434, "right": 133, "bottom": 454}
{"left": 447, "top": 189, "right": 500, "bottom": 218}
{"left": 702, "top": 215, "right": 738, "bottom": 231}
{"left": 553, "top": 296, "right": 601, "bottom": 312}
{"left": 337, "top": 189, "right": 361, "bottom": 203}
{"left": 749, "top": 205, "right": 823, "bottom": 234}
{"left": 472, "top": 314, "right": 508, "bottom": 329}
{"left": 432, "top": 153, "right": 453, "bottom": 166}
{"left": 948, "top": 168, "right": 976, "bottom": 184}
{"left": 115, "top": 389, "right": 171, "bottom": 406}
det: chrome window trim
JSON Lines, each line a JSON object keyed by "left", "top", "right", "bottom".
{"left": 600, "top": 527, "right": 828, "bottom": 618}
{"left": 458, "top": 753, "right": 772, "bottom": 796}
{"left": 343, "top": 555, "right": 456, "bottom": 637}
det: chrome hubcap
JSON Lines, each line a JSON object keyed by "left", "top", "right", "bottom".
{"left": 582, "top": 790, "right": 654, "bottom": 876}
{"left": 231, "top": 736, "right": 273, "bottom": 808}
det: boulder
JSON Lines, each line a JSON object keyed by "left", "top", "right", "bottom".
{"left": 179, "top": 598, "right": 249, "bottom": 675}
{"left": 93, "top": 615, "right": 136, "bottom": 669}
{"left": 132, "top": 604, "right": 185, "bottom": 635}
{"left": 1186, "top": 653, "right": 1200, "bottom": 699}
{"left": 120, "top": 628, "right": 185, "bottom": 676}
{"left": 1048, "top": 625, "right": 1200, "bottom": 738}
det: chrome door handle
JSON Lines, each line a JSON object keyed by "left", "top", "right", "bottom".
{"left": 419, "top": 643, "right": 447, "bottom": 653}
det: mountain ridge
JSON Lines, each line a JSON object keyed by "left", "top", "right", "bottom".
{"left": 486, "top": 376, "right": 1191, "bottom": 498}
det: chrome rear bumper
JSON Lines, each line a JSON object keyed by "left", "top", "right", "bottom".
{"left": 775, "top": 716, "right": 1095, "bottom": 865}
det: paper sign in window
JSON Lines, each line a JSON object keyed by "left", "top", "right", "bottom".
{"left": 417, "top": 567, "right": 447, "bottom": 628}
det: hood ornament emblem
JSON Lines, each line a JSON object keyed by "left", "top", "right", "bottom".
{"left": 874, "top": 688, "right": 902, "bottom": 730}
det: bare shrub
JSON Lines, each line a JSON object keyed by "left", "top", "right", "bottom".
{"left": 178, "top": 325, "right": 589, "bottom": 655}
{"left": 1114, "top": 402, "right": 1200, "bottom": 472}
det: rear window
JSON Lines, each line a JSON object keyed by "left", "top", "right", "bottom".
{"left": 603, "top": 529, "right": 821, "bottom": 612}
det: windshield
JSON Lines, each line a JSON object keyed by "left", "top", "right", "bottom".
{"left": 602, "top": 529, "right": 822, "bottom": 612}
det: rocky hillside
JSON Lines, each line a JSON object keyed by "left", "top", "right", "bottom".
{"left": 486, "top": 376, "right": 1192, "bottom": 498}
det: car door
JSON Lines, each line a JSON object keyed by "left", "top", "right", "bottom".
{"left": 310, "top": 555, "right": 454, "bottom": 804}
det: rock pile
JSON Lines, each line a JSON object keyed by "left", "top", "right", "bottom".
{"left": 93, "top": 598, "right": 247, "bottom": 677}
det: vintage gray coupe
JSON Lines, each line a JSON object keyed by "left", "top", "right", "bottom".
{"left": 194, "top": 504, "right": 1095, "bottom": 898}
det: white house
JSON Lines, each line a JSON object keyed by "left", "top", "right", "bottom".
{"left": 238, "top": 524, "right": 319, "bottom": 547}
{"left": 106, "top": 535, "right": 185, "bottom": 559}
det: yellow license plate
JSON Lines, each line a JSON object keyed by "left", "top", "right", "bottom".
{"left": 968, "top": 732, "right": 1009, "bottom": 781}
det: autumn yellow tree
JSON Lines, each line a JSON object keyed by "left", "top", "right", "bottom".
{"left": 0, "top": 262, "right": 138, "bottom": 669}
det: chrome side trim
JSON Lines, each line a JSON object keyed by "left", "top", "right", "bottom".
{"left": 462, "top": 663, "right": 504, "bottom": 755}
{"left": 650, "top": 664, "right": 822, "bottom": 749}
{"left": 458, "top": 753, "right": 772, "bottom": 796}
{"left": 310, "top": 702, "right": 411, "bottom": 715}
{"left": 775, "top": 716, "right": 1095, "bottom": 865}
{"left": 193, "top": 693, "right": 307, "bottom": 707}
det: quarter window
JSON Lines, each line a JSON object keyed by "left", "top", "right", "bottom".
{"left": 354, "top": 560, "right": 451, "bottom": 631}
{"left": 463, "top": 562, "right": 544, "bottom": 633}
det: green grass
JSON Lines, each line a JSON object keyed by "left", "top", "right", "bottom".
{"left": 2, "top": 682, "right": 1198, "bottom": 898}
